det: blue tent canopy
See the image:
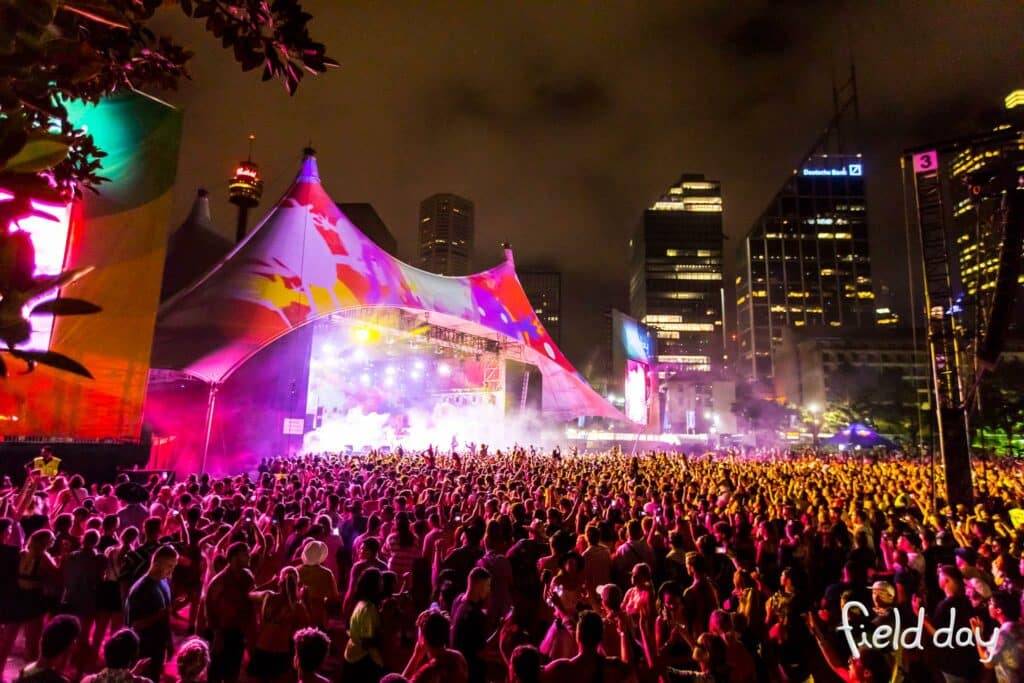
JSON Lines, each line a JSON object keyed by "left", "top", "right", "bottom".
{"left": 826, "top": 422, "right": 896, "bottom": 449}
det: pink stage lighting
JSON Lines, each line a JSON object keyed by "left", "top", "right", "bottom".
{"left": 0, "top": 190, "right": 73, "bottom": 351}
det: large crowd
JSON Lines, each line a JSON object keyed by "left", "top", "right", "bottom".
{"left": 1, "top": 445, "right": 1023, "bottom": 683}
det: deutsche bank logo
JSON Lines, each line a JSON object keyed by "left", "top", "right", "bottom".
{"left": 848, "top": 163, "right": 863, "bottom": 176}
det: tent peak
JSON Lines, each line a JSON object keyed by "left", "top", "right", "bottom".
{"left": 297, "top": 148, "right": 319, "bottom": 183}
{"left": 177, "top": 187, "right": 213, "bottom": 233}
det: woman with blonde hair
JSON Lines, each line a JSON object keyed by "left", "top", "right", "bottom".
{"left": 174, "top": 636, "right": 211, "bottom": 683}
{"left": 0, "top": 528, "right": 58, "bottom": 674}
{"left": 249, "top": 566, "right": 310, "bottom": 683}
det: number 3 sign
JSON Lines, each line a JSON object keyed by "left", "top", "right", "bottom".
{"left": 913, "top": 150, "right": 938, "bottom": 174}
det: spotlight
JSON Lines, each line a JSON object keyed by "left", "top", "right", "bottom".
{"left": 411, "top": 369, "right": 422, "bottom": 380}
{"left": 321, "top": 343, "right": 335, "bottom": 355}
{"left": 438, "top": 363, "right": 451, "bottom": 377}
{"left": 352, "top": 325, "right": 373, "bottom": 343}
{"left": 354, "top": 348, "right": 366, "bottom": 361}
{"left": 384, "top": 376, "right": 395, "bottom": 387}
{"left": 360, "top": 373, "right": 371, "bottom": 385}
{"left": 414, "top": 360, "right": 425, "bottom": 370}
{"left": 385, "top": 366, "right": 396, "bottom": 376}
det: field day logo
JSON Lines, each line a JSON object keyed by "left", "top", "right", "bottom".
{"left": 839, "top": 602, "right": 998, "bottom": 663}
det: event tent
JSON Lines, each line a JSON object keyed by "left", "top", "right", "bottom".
{"left": 151, "top": 151, "right": 623, "bottom": 422}
{"left": 826, "top": 422, "right": 897, "bottom": 450}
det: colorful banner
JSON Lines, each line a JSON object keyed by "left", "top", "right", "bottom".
{"left": 0, "top": 94, "right": 181, "bottom": 439}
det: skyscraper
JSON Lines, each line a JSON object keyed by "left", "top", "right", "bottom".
{"left": 736, "top": 153, "right": 874, "bottom": 379}
{"left": 418, "top": 193, "right": 474, "bottom": 275}
{"left": 736, "top": 70, "right": 875, "bottom": 380}
{"left": 518, "top": 269, "right": 562, "bottom": 344}
{"left": 629, "top": 174, "right": 724, "bottom": 377}
{"left": 339, "top": 202, "right": 398, "bottom": 256}
{"left": 945, "top": 103, "right": 1024, "bottom": 333}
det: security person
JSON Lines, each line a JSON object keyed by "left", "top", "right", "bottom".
{"left": 26, "top": 446, "right": 61, "bottom": 477}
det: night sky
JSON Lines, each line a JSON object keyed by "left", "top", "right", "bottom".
{"left": 153, "top": 1, "right": 1024, "bottom": 373}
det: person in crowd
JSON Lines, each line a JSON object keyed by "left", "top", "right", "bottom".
{"left": 292, "top": 628, "right": 330, "bottom": 683}
{"left": 450, "top": 567, "right": 492, "bottom": 683}
{"left": 540, "top": 551, "right": 587, "bottom": 660}
{"left": 708, "top": 609, "right": 756, "bottom": 682}
{"left": 0, "top": 529, "right": 58, "bottom": 674}
{"left": 343, "top": 567, "right": 384, "bottom": 680}
{"left": 60, "top": 529, "right": 107, "bottom": 675}
{"left": 477, "top": 520, "right": 513, "bottom": 631}
{"left": 297, "top": 539, "right": 339, "bottom": 628}
{"left": 14, "top": 615, "right": 80, "bottom": 683}
{"left": 402, "top": 609, "right": 468, "bottom": 682}
{"left": 544, "top": 611, "right": 635, "bottom": 682}
{"left": 972, "top": 589, "right": 1024, "bottom": 683}
{"left": 126, "top": 545, "right": 178, "bottom": 683}
{"left": 682, "top": 552, "right": 718, "bottom": 639}
{"left": 248, "top": 566, "right": 309, "bottom": 683}
{"left": 385, "top": 511, "right": 420, "bottom": 583}
{"left": 344, "top": 537, "right": 386, "bottom": 621}
{"left": 581, "top": 524, "right": 613, "bottom": 591}
{"left": 917, "top": 564, "right": 983, "bottom": 683}
{"left": 201, "top": 542, "right": 254, "bottom": 683}
{"left": 442, "top": 525, "right": 486, "bottom": 591}
{"left": 507, "top": 645, "right": 541, "bottom": 683}
{"left": 81, "top": 628, "right": 151, "bottom": 683}
{"left": 173, "top": 637, "right": 210, "bottom": 683}
{"left": 612, "top": 520, "right": 656, "bottom": 587}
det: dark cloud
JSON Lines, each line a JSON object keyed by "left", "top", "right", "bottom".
{"left": 530, "top": 74, "right": 611, "bottom": 121}
{"left": 725, "top": 12, "right": 794, "bottom": 59}
{"left": 428, "top": 80, "right": 500, "bottom": 128}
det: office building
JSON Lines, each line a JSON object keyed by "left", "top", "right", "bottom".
{"left": 946, "top": 99, "right": 1024, "bottom": 332}
{"left": 339, "top": 202, "right": 398, "bottom": 256}
{"left": 418, "top": 193, "right": 474, "bottom": 275}
{"left": 736, "top": 152, "right": 874, "bottom": 379}
{"left": 518, "top": 269, "right": 562, "bottom": 344}
{"left": 629, "top": 174, "right": 725, "bottom": 377}
{"left": 736, "top": 71, "right": 877, "bottom": 380}
{"left": 773, "top": 326, "right": 931, "bottom": 414}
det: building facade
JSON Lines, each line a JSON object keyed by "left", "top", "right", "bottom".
{"left": 338, "top": 203, "right": 398, "bottom": 257}
{"left": 773, "top": 326, "right": 931, "bottom": 413}
{"left": 736, "top": 153, "right": 875, "bottom": 379}
{"left": 418, "top": 193, "right": 474, "bottom": 275}
{"left": 947, "top": 118, "right": 1024, "bottom": 334}
{"left": 629, "top": 174, "right": 725, "bottom": 378}
{"left": 518, "top": 269, "right": 562, "bottom": 344}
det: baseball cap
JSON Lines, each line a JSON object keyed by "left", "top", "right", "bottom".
{"left": 597, "top": 584, "right": 623, "bottom": 611}
{"left": 967, "top": 577, "right": 993, "bottom": 601}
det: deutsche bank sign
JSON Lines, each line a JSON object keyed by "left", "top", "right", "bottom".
{"left": 802, "top": 163, "right": 863, "bottom": 177}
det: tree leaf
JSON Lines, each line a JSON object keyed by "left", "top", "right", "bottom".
{"left": 7, "top": 349, "right": 93, "bottom": 379}
{"left": 29, "top": 298, "right": 102, "bottom": 316}
{"left": 2, "top": 136, "right": 70, "bottom": 173}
